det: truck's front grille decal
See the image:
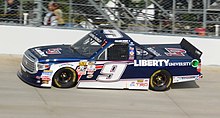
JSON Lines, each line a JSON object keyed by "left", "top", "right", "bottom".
{"left": 22, "top": 51, "right": 38, "bottom": 74}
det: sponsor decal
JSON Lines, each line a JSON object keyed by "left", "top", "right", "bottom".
{"left": 191, "top": 59, "right": 199, "bottom": 68}
{"left": 35, "top": 48, "right": 47, "bottom": 57}
{"left": 89, "top": 33, "right": 102, "bottom": 43}
{"left": 77, "top": 61, "right": 96, "bottom": 78}
{"left": 173, "top": 75, "right": 198, "bottom": 83}
{"left": 136, "top": 82, "right": 148, "bottom": 87}
{"left": 178, "top": 76, "right": 196, "bottom": 80}
{"left": 59, "top": 63, "right": 74, "bottom": 67}
{"left": 40, "top": 72, "right": 52, "bottom": 84}
{"left": 79, "top": 60, "right": 87, "bottom": 66}
{"left": 24, "top": 60, "right": 28, "bottom": 65}
{"left": 101, "top": 41, "right": 107, "bottom": 47}
{"left": 40, "top": 70, "right": 53, "bottom": 81}
{"left": 87, "top": 61, "right": 96, "bottom": 72}
{"left": 129, "top": 42, "right": 135, "bottom": 46}
{"left": 76, "top": 66, "right": 86, "bottom": 76}
{"left": 42, "top": 80, "right": 49, "bottom": 84}
{"left": 147, "top": 47, "right": 161, "bottom": 56}
{"left": 129, "top": 47, "right": 135, "bottom": 60}
{"left": 79, "top": 60, "right": 88, "bottom": 71}
{"left": 41, "top": 70, "right": 53, "bottom": 76}
{"left": 130, "top": 82, "right": 135, "bottom": 86}
{"left": 134, "top": 59, "right": 191, "bottom": 67}
{"left": 130, "top": 80, "right": 149, "bottom": 87}
{"left": 77, "top": 66, "right": 86, "bottom": 74}
{"left": 114, "top": 40, "right": 129, "bottom": 43}
{"left": 136, "top": 47, "right": 148, "bottom": 56}
{"left": 87, "top": 61, "right": 96, "bottom": 78}
{"left": 137, "top": 80, "right": 144, "bottom": 82}
{"left": 168, "top": 62, "right": 191, "bottom": 66}
{"left": 134, "top": 59, "right": 169, "bottom": 66}
{"left": 46, "top": 48, "right": 62, "bottom": 54}
{"left": 41, "top": 76, "right": 51, "bottom": 81}
{"left": 165, "top": 48, "right": 186, "bottom": 56}
{"left": 78, "top": 60, "right": 88, "bottom": 75}
{"left": 43, "top": 70, "right": 53, "bottom": 73}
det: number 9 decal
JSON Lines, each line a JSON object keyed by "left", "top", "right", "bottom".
{"left": 103, "top": 30, "right": 123, "bottom": 39}
{"left": 96, "top": 63, "right": 127, "bottom": 82}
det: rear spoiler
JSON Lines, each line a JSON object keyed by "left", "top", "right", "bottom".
{"left": 180, "top": 38, "right": 203, "bottom": 60}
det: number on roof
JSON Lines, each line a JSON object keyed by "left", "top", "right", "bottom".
{"left": 103, "top": 30, "right": 123, "bottom": 39}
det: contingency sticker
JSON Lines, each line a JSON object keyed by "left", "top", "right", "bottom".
{"left": 46, "top": 48, "right": 62, "bottom": 55}
{"left": 165, "top": 48, "right": 186, "bottom": 56}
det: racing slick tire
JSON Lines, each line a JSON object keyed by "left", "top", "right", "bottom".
{"left": 52, "top": 67, "right": 78, "bottom": 88}
{"left": 149, "top": 70, "right": 172, "bottom": 91}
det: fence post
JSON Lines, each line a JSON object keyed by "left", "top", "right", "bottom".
{"left": 68, "top": 0, "right": 73, "bottom": 28}
{"left": 203, "top": 0, "right": 207, "bottom": 29}
{"left": 23, "top": 13, "right": 28, "bottom": 25}
{"left": 188, "top": 0, "right": 192, "bottom": 11}
{"left": 19, "top": 0, "right": 23, "bottom": 24}
{"left": 4, "top": 0, "right": 7, "bottom": 14}
{"left": 172, "top": 0, "right": 176, "bottom": 34}
{"left": 145, "top": 0, "right": 148, "bottom": 31}
{"left": 30, "top": 0, "right": 42, "bottom": 26}
{"left": 215, "top": 25, "right": 219, "bottom": 36}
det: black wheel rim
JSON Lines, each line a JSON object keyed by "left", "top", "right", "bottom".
{"left": 57, "top": 70, "right": 73, "bottom": 84}
{"left": 152, "top": 73, "right": 167, "bottom": 87}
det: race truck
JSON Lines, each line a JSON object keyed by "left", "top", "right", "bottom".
{"left": 17, "top": 29, "right": 203, "bottom": 91}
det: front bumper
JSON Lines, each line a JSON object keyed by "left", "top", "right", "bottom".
{"left": 17, "top": 69, "right": 50, "bottom": 88}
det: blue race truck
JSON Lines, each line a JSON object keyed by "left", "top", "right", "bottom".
{"left": 18, "top": 29, "right": 202, "bottom": 91}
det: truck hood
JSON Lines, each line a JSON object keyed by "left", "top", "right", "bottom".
{"left": 29, "top": 45, "right": 87, "bottom": 61}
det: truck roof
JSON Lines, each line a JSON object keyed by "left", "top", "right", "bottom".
{"left": 91, "top": 29, "right": 132, "bottom": 42}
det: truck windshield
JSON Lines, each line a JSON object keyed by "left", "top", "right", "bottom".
{"left": 71, "top": 34, "right": 102, "bottom": 58}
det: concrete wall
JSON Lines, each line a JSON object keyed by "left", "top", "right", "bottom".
{"left": 1, "top": 25, "right": 219, "bottom": 65}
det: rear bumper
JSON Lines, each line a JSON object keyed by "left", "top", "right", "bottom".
{"left": 173, "top": 74, "right": 202, "bottom": 83}
{"left": 198, "top": 74, "right": 203, "bottom": 79}
{"left": 17, "top": 69, "right": 50, "bottom": 88}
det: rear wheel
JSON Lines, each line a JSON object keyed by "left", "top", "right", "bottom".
{"left": 150, "top": 70, "right": 172, "bottom": 91}
{"left": 52, "top": 67, "right": 78, "bottom": 88}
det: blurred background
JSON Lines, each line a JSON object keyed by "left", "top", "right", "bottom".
{"left": 1, "top": 0, "right": 220, "bottom": 37}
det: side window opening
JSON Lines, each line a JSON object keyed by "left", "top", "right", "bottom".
{"left": 96, "top": 43, "right": 129, "bottom": 61}
{"left": 107, "top": 43, "right": 129, "bottom": 61}
{"left": 97, "top": 49, "right": 107, "bottom": 60}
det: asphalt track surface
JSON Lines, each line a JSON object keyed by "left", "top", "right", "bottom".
{"left": 0, "top": 54, "right": 220, "bottom": 118}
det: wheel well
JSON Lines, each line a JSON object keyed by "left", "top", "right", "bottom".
{"left": 52, "top": 67, "right": 78, "bottom": 81}
{"left": 151, "top": 69, "right": 172, "bottom": 79}
{"left": 52, "top": 66, "right": 79, "bottom": 88}
{"left": 149, "top": 69, "right": 173, "bottom": 91}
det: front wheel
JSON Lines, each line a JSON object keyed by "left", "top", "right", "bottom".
{"left": 52, "top": 67, "right": 78, "bottom": 88}
{"left": 150, "top": 70, "right": 172, "bottom": 91}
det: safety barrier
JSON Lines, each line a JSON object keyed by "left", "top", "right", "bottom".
{"left": 1, "top": 0, "right": 220, "bottom": 37}
{"left": 0, "top": 25, "right": 219, "bottom": 65}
